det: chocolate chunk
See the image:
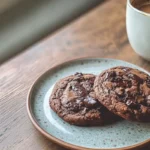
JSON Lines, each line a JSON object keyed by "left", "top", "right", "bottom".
{"left": 109, "top": 71, "right": 116, "bottom": 77}
{"left": 75, "top": 72, "right": 83, "bottom": 76}
{"left": 127, "top": 81, "right": 132, "bottom": 87}
{"left": 126, "top": 100, "right": 139, "bottom": 109}
{"left": 128, "top": 74, "right": 143, "bottom": 83}
{"left": 83, "top": 96, "right": 97, "bottom": 108}
{"left": 73, "top": 73, "right": 84, "bottom": 81}
{"left": 71, "top": 82, "right": 87, "bottom": 97}
{"left": 114, "top": 76, "right": 122, "bottom": 82}
{"left": 105, "top": 71, "right": 116, "bottom": 80}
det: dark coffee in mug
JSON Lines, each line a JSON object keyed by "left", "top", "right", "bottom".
{"left": 127, "top": 0, "right": 150, "bottom": 61}
{"left": 139, "top": 4, "right": 150, "bottom": 13}
{"left": 132, "top": 0, "right": 150, "bottom": 13}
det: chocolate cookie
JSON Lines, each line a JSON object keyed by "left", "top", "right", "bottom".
{"left": 50, "top": 73, "right": 118, "bottom": 126}
{"left": 94, "top": 66, "right": 150, "bottom": 122}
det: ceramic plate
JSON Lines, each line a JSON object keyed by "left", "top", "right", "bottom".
{"left": 27, "top": 58, "right": 150, "bottom": 150}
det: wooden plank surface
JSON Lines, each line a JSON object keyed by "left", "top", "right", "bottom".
{"left": 0, "top": 0, "right": 150, "bottom": 149}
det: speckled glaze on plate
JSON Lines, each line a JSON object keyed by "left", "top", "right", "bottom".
{"left": 27, "top": 58, "right": 150, "bottom": 150}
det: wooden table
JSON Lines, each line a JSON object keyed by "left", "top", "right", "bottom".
{"left": 0, "top": 0, "right": 150, "bottom": 150}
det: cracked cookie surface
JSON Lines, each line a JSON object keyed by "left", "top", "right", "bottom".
{"left": 94, "top": 66, "right": 150, "bottom": 122}
{"left": 50, "top": 73, "right": 118, "bottom": 126}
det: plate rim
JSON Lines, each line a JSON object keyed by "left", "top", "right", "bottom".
{"left": 26, "top": 57, "right": 150, "bottom": 150}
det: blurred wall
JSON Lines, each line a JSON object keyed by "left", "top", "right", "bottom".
{"left": 0, "top": 0, "right": 102, "bottom": 63}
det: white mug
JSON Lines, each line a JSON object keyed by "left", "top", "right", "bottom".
{"left": 126, "top": 0, "right": 150, "bottom": 61}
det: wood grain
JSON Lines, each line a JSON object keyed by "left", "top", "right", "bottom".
{"left": 0, "top": 0, "right": 150, "bottom": 150}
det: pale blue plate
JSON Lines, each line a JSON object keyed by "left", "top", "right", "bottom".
{"left": 27, "top": 58, "right": 150, "bottom": 150}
